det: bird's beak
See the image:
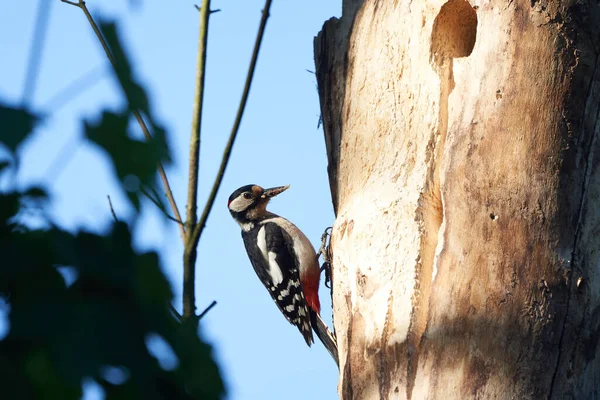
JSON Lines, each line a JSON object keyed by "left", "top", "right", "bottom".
{"left": 261, "top": 185, "right": 290, "bottom": 199}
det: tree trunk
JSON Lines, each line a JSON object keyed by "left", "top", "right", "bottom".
{"left": 314, "top": 1, "right": 600, "bottom": 398}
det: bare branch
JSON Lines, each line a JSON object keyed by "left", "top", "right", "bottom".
{"left": 183, "top": 0, "right": 211, "bottom": 320}
{"left": 61, "top": 0, "right": 185, "bottom": 242}
{"left": 189, "top": 0, "right": 274, "bottom": 250}
{"left": 140, "top": 187, "right": 185, "bottom": 226}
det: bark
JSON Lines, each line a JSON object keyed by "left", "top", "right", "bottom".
{"left": 314, "top": 1, "right": 600, "bottom": 399}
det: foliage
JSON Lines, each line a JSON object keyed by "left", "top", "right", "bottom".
{"left": 0, "top": 20, "right": 224, "bottom": 400}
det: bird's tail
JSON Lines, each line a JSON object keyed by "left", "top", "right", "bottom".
{"left": 310, "top": 309, "right": 339, "bottom": 368}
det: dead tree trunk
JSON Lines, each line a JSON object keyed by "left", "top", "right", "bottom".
{"left": 314, "top": 1, "right": 600, "bottom": 398}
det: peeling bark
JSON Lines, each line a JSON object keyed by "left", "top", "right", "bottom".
{"left": 314, "top": 0, "right": 600, "bottom": 398}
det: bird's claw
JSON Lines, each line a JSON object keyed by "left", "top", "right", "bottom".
{"left": 318, "top": 227, "right": 333, "bottom": 289}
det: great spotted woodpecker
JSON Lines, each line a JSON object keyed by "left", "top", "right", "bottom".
{"left": 227, "top": 184, "right": 338, "bottom": 364}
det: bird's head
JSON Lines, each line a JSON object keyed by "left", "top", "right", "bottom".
{"left": 227, "top": 184, "right": 289, "bottom": 223}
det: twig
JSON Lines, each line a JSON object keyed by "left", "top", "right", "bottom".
{"left": 194, "top": 5, "right": 220, "bottom": 13}
{"left": 183, "top": 0, "right": 211, "bottom": 320}
{"left": 107, "top": 195, "right": 119, "bottom": 222}
{"left": 43, "top": 66, "right": 107, "bottom": 112}
{"left": 22, "top": 0, "right": 53, "bottom": 106}
{"left": 198, "top": 300, "right": 217, "bottom": 320}
{"left": 61, "top": 0, "right": 185, "bottom": 242}
{"left": 189, "top": 0, "right": 273, "bottom": 252}
{"left": 140, "top": 186, "right": 185, "bottom": 226}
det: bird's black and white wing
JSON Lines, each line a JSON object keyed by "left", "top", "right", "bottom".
{"left": 242, "top": 222, "right": 313, "bottom": 345}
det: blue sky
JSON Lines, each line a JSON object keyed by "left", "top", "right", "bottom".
{"left": 1, "top": 0, "right": 340, "bottom": 399}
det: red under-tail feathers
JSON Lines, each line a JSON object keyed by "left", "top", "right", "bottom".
{"left": 301, "top": 268, "right": 321, "bottom": 314}
{"left": 302, "top": 268, "right": 338, "bottom": 367}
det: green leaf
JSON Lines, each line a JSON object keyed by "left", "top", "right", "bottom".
{"left": 170, "top": 321, "right": 225, "bottom": 399}
{"left": 0, "top": 205, "right": 225, "bottom": 400}
{"left": 84, "top": 111, "right": 167, "bottom": 211}
{"left": 98, "top": 21, "right": 150, "bottom": 117}
{"left": 0, "top": 104, "right": 39, "bottom": 158}
{"left": 97, "top": 19, "right": 171, "bottom": 163}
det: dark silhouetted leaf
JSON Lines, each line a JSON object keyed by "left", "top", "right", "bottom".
{"left": 0, "top": 16, "right": 223, "bottom": 399}
{"left": 84, "top": 111, "right": 168, "bottom": 211}
{"left": 0, "top": 160, "right": 10, "bottom": 173}
{"left": 23, "top": 187, "right": 48, "bottom": 200}
{"left": 0, "top": 104, "right": 39, "bottom": 158}
{"left": 99, "top": 21, "right": 150, "bottom": 116}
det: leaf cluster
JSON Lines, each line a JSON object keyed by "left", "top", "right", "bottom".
{"left": 0, "top": 20, "right": 224, "bottom": 399}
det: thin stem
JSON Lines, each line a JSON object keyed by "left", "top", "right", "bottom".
{"left": 107, "top": 195, "right": 119, "bottom": 222}
{"left": 190, "top": 0, "right": 273, "bottom": 250}
{"left": 198, "top": 300, "right": 217, "bottom": 320}
{"left": 183, "top": 0, "right": 211, "bottom": 319}
{"left": 61, "top": 0, "right": 185, "bottom": 241}
{"left": 22, "top": 0, "right": 53, "bottom": 106}
{"left": 140, "top": 187, "right": 185, "bottom": 226}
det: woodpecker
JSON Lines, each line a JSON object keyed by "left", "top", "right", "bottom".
{"left": 227, "top": 184, "right": 338, "bottom": 364}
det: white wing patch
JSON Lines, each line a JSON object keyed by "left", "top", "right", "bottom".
{"left": 256, "top": 226, "right": 284, "bottom": 286}
{"left": 257, "top": 226, "right": 268, "bottom": 259}
{"left": 268, "top": 252, "right": 284, "bottom": 286}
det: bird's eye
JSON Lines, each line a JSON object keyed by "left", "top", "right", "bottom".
{"left": 243, "top": 192, "right": 252, "bottom": 199}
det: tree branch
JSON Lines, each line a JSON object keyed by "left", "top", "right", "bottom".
{"left": 64, "top": 0, "right": 273, "bottom": 325}
{"left": 183, "top": 0, "right": 211, "bottom": 320}
{"left": 189, "top": 0, "right": 273, "bottom": 251}
{"left": 61, "top": 0, "right": 185, "bottom": 242}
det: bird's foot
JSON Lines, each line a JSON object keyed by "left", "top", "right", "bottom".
{"left": 318, "top": 227, "right": 333, "bottom": 289}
